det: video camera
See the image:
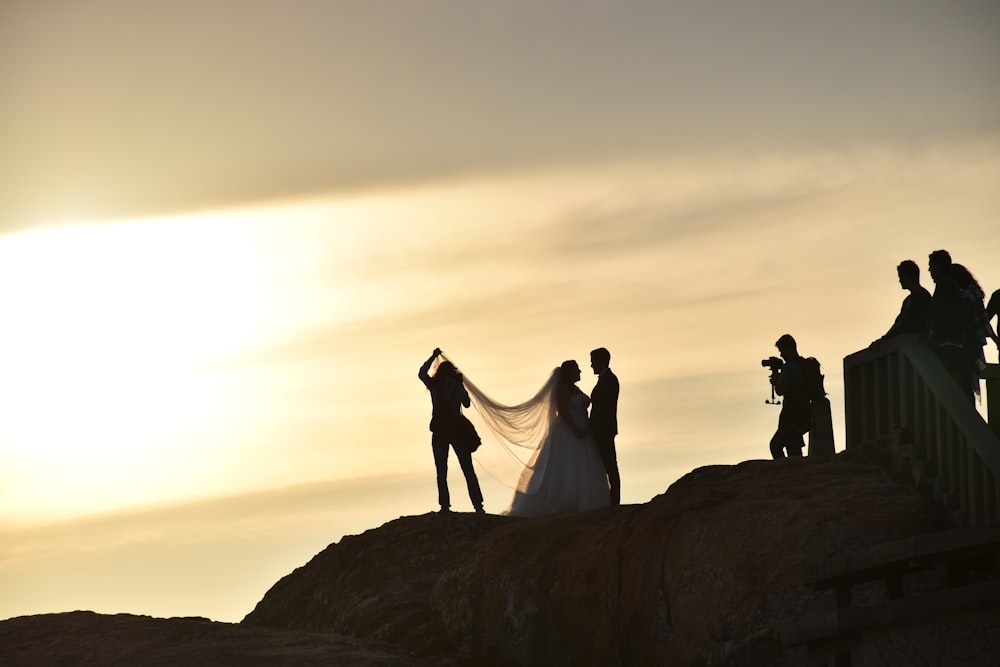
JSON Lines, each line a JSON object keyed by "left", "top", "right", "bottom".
{"left": 761, "top": 356, "right": 783, "bottom": 405}
{"left": 760, "top": 356, "right": 784, "bottom": 372}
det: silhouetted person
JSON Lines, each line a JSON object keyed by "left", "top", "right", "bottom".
{"left": 987, "top": 289, "right": 1000, "bottom": 359}
{"left": 419, "top": 348, "right": 484, "bottom": 514}
{"left": 589, "top": 347, "right": 621, "bottom": 506}
{"left": 873, "top": 259, "right": 931, "bottom": 345}
{"left": 504, "top": 360, "right": 611, "bottom": 517}
{"left": 927, "top": 250, "right": 971, "bottom": 401}
{"left": 769, "top": 334, "right": 810, "bottom": 459}
{"left": 952, "top": 263, "right": 988, "bottom": 398}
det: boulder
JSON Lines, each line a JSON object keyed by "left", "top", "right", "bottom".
{"left": 245, "top": 458, "right": 948, "bottom": 665}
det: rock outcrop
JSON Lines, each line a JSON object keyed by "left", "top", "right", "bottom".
{"left": 3, "top": 458, "right": 968, "bottom": 665}
{"left": 244, "top": 458, "right": 949, "bottom": 665}
{"left": 0, "top": 610, "right": 430, "bottom": 666}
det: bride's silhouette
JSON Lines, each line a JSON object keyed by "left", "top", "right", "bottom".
{"left": 465, "top": 360, "right": 610, "bottom": 517}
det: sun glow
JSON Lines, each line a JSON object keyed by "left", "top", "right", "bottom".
{"left": 2, "top": 151, "right": 998, "bottom": 526}
{"left": 0, "top": 212, "right": 301, "bottom": 519}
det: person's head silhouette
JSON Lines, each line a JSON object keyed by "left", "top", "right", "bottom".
{"left": 775, "top": 334, "right": 799, "bottom": 361}
{"left": 435, "top": 361, "right": 460, "bottom": 383}
{"left": 560, "top": 360, "right": 581, "bottom": 384}
{"left": 928, "top": 249, "right": 952, "bottom": 283}
{"left": 896, "top": 260, "right": 920, "bottom": 290}
{"left": 590, "top": 347, "right": 611, "bottom": 375}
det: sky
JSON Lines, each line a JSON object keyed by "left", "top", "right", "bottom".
{"left": 1, "top": 1, "right": 999, "bottom": 623}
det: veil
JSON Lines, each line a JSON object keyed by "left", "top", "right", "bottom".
{"left": 440, "top": 354, "right": 560, "bottom": 492}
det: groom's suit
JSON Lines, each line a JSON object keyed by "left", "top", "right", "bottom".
{"left": 590, "top": 368, "right": 621, "bottom": 505}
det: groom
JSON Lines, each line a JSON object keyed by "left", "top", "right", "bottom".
{"left": 589, "top": 347, "right": 621, "bottom": 506}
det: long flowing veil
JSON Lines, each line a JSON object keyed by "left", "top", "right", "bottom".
{"left": 440, "top": 354, "right": 559, "bottom": 492}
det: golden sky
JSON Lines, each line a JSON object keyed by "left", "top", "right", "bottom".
{"left": 1, "top": 1, "right": 999, "bottom": 622}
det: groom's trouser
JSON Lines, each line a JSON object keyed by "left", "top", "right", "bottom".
{"left": 432, "top": 433, "right": 484, "bottom": 510}
{"left": 594, "top": 435, "right": 621, "bottom": 506}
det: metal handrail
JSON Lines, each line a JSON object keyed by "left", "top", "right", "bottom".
{"left": 843, "top": 334, "right": 1000, "bottom": 525}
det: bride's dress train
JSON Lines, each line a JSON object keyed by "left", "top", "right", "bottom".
{"left": 459, "top": 364, "right": 610, "bottom": 518}
{"left": 507, "top": 391, "right": 610, "bottom": 517}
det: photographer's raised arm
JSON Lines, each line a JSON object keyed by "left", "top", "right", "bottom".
{"left": 419, "top": 348, "right": 441, "bottom": 387}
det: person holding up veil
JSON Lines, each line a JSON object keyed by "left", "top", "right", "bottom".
{"left": 419, "top": 348, "right": 485, "bottom": 514}
{"left": 464, "top": 359, "right": 610, "bottom": 517}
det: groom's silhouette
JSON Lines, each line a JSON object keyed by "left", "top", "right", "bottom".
{"left": 589, "top": 347, "right": 621, "bottom": 506}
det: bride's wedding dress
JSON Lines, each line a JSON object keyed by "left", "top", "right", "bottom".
{"left": 461, "top": 365, "right": 610, "bottom": 518}
{"left": 507, "top": 388, "right": 610, "bottom": 517}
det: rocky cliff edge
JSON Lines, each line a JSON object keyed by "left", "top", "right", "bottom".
{"left": 242, "top": 458, "right": 945, "bottom": 665}
{"left": 0, "top": 458, "right": 949, "bottom": 666}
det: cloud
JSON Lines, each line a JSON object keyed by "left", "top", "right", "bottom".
{"left": 190, "top": 142, "right": 1000, "bottom": 382}
{"left": 0, "top": 473, "right": 429, "bottom": 620}
{"left": 2, "top": 1, "right": 998, "bottom": 228}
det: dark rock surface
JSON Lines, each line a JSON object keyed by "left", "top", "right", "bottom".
{"left": 245, "top": 458, "right": 948, "bottom": 665}
{"left": 0, "top": 458, "right": 955, "bottom": 666}
{"left": 0, "top": 610, "right": 429, "bottom": 666}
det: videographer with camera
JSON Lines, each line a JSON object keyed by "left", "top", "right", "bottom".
{"left": 764, "top": 334, "right": 812, "bottom": 459}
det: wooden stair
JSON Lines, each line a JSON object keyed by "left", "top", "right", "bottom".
{"left": 782, "top": 523, "right": 1000, "bottom": 665}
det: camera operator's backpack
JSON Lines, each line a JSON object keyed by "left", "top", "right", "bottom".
{"left": 801, "top": 357, "right": 826, "bottom": 403}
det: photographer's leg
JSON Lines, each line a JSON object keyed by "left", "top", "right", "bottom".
{"left": 432, "top": 433, "right": 451, "bottom": 512}
{"left": 770, "top": 429, "right": 785, "bottom": 459}
{"left": 455, "top": 447, "right": 484, "bottom": 513}
{"left": 789, "top": 431, "right": 804, "bottom": 457}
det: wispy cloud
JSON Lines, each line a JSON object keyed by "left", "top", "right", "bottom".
{"left": 2, "top": 2, "right": 997, "bottom": 227}
{"left": 0, "top": 473, "right": 427, "bottom": 621}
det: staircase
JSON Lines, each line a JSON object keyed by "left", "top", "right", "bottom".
{"left": 842, "top": 333, "right": 1000, "bottom": 525}
{"left": 782, "top": 523, "right": 1000, "bottom": 665}
{"left": 780, "top": 335, "right": 1000, "bottom": 666}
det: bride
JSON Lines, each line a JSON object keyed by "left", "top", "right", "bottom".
{"left": 463, "top": 359, "right": 610, "bottom": 517}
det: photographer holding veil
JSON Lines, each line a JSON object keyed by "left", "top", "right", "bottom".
{"left": 418, "top": 349, "right": 485, "bottom": 514}
{"left": 460, "top": 358, "right": 611, "bottom": 517}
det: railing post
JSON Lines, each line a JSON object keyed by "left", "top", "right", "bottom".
{"left": 983, "top": 363, "right": 1000, "bottom": 438}
{"left": 970, "top": 450, "right": 983, "bottom": 525}
{"left": 844, "top": 337, "right": 1000, "bottom": 527}
{"left": 844, "top": 359, "right": 862, "bottom": 448}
